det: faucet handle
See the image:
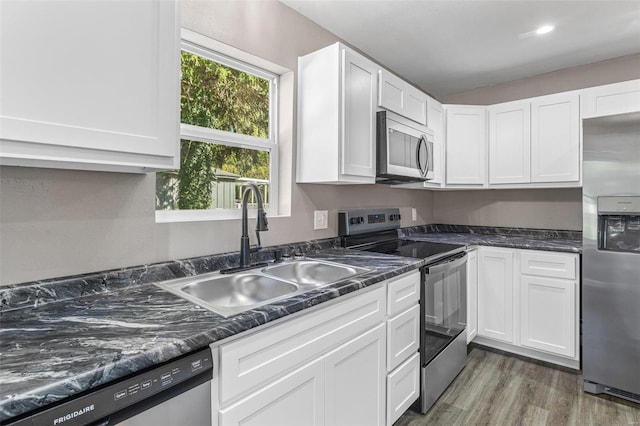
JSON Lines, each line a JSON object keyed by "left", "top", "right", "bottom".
{"left": 257, "top": 210, "right": 269, "bottom": 231}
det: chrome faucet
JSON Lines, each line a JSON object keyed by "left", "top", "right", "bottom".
{"left": 238, "top": 183, "right": 269, "bottom": 268}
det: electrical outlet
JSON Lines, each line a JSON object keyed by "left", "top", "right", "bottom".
{"left": 314, "top": 210, "right": 328, "bottom": 230}
{"left": 412, "top": 208, "right": 417, "bottom": 221}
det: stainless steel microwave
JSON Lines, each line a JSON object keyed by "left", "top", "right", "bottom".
{"left": 376, "top": 110, "right": 434, "bottom": 183}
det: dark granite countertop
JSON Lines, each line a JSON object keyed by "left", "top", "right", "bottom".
{"left": 0, "top": 243, "right": 421, "bottom": 423}
{"left": 401, "top": 224, "right": 582, "bottom": 253}
{"left": 0, "top": 224, "right": 582, "bottom": 422}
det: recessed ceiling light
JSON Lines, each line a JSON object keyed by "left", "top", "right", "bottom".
{"left": 535, "top": 25, "right": 554, "bottom": 35}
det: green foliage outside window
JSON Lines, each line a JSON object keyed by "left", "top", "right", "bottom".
{"left": 156, "top": 50, "right": 272, "bottom": 211}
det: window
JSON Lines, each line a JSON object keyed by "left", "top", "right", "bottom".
{"left": 156, "top": 39, "right": 278, "bottom": 220}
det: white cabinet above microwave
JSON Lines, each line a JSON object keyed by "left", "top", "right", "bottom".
{"left": 378, "top": 70, "right": 428, "bottom": 125}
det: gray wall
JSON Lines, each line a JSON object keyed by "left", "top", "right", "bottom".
{"left": 1, "top": 1, "right": 638, "bottom": 285}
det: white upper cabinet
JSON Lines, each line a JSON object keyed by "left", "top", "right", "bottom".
{"left": 487, "top": 92, "right": 580, "bottom": 187}
{"left": 426, "top": 97, "right": 445, "bottom": 186}
{"left": 488, "top": 101, "right": 531, "bottom": 184}
{"left": 445, "top": 105, "right": 487, "bottom": 186}
{"left": 378, "top": 70, "right": 427, "bottom": 125}
{"left": 297, "top": 43, "right": 378, "bottom": 184}
{"left": 581, "top": 79, "right": 640, "bottom": 118}
{"left": 0, "top": 0, "right": 179, "bottom": 173}
{"left": 531, "top": 92, "right": 580, "bottom": 183}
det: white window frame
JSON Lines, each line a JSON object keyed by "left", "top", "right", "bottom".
{"left": 156, "top": 38, "right": 279, "bottom": 223}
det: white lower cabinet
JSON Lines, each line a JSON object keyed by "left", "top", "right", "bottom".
{"left": 519, "top": 276, "right": 576, "bottom": 358}
{"left": 325, "top": 324, "right": 386, "bottom": 426}
{"left": 474, "top": 247, "right": 580, "bottom": 369}
{"left": 466, "top": 249, "right": 478, "bottom": 343}
{"left": 477, "top": 247, "right": 514, "bottom": 343}
{"left": 385, "top": 271, "right": 421, "bottom": 426}
{"left": 219, "top": 357, "right": 326, "bottom": 426}
{"left": 215, "top": 270, "right": 422, "bottom": 426}
{"left": 386, "top": 353, "right": 420, "bottom": 426}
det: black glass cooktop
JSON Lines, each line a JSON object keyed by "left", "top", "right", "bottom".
{"left": 360, "top": 239, "right": 464, "bottom": 260}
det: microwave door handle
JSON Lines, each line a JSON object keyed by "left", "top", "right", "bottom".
{"left": 416, "top": 136, "right": 428, "bottom": 177}
{"left": 426, "top": 138, "right": 433, "bottom": 176}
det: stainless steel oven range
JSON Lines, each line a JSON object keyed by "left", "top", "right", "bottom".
{"left": 340, "top": 208, "right": 468, "bottom": 414}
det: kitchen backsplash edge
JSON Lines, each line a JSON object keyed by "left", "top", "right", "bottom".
{"left": 0, "top": 238, "right": 342, "bottom": 312}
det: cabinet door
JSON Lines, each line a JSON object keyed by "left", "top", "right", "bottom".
{"left": 378, "top": 70, "right": 405, "bottom": 114}
{"left": 520, "top": 276, "right": 576, "bottom": 358}
{"left": 445, "top": 106, "right": 487, "bottom": 185}
{"left": 466, "top": 249, "right": 478, "bottom": 343}
{"left": 531, "top": 93, "right": 580, "bottom": 183}
{"left": 0, "top": 0, "right": 179, "bottom": 173}
{"left": 219, "top": 358, "right": 325, "bottom": 426}
{"left": 341, "top": 49, "right": 378, "bottom": 179}
{"left": 404, "top": 85, "right": 428, "bottom": 125}
{"left": 477, "top": 248, "right": 514, "bottom": 343}
{"left": 427, "top": 97, "right": 445, "bottom": 185}
{"left": 325, "top": 324, "right": 386, "bottom": 426}
{"left": 488, "top": 101, "right": 531, "bottom": 184}
{"left": 582, "top": 79, "right": 640, "bottom": 118}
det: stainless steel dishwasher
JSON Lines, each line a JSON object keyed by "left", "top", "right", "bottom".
{"left": 6, "top": 348, "right": 213, "bottom": 426}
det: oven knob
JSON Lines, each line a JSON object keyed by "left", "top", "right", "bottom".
{"left": 350, "top": 217, "right": 365, "bottom": 225}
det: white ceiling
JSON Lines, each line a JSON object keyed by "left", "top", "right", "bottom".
{"left": 281, "top": 0, "right": 640, "bottom": 98}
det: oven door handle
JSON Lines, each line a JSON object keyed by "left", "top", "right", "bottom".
{"left": 426, "top": 252, "right": 467, "bottom": 274}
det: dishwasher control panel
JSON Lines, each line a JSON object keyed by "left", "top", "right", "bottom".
{"left": 8, "top": 348, "right": 213, "bottom": 426}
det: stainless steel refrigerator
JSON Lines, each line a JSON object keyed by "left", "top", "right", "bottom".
{"left": 582, "top": 111, "right": 640, "bottom": 403}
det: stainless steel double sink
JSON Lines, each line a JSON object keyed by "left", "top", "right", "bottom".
{"left": 155, "top": 259, "right": 370, "bottom": 317}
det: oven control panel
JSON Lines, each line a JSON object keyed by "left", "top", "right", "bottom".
{"left": 338, "top": 208, "right": 401, "bottom": 236}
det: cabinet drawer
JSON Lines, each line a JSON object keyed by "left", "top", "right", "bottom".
{"left": 219, "top": 286, "right": 385, "bottom": 404}
{"left": 520, "top": 251, "right": 577, "bottom": 279}
{"left": 387, "top": 271, "right": 420, "bottom": 317}
{"left": 387, "top": 304, "right": 420, "bottom": 372}
{"left": 386, "top": 352, "right": 420, "bottom": 426}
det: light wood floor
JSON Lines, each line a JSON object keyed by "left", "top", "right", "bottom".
{"left": 396, "top": 346, "right": 640, "bottom": 426}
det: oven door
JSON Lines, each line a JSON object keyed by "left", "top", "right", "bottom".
{"left": 421, "top": 252, "right": 467, "bottom": 366}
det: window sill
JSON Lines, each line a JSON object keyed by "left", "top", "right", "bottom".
{"left": 155, "top": 209, "right": 289, "bottom": 223}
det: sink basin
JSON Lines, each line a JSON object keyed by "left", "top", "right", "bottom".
{"left": 156, "top": 272, "right": 298, "bottom": 317}
{"left": 181, "top": 274, "right": 298, "bottom": 307}
{"left": 262, "top": 260, "right": 368, "bottom": 286}
{"left": 155, "top": 259, "right": 370, "bottom": 317}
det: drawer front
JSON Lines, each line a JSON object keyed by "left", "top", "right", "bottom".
{"left": 387, "top": 271, "right": 420, "bottom": 317}
{"left": 219, "top": 286, "right": 386, "bottom": 404}
{"left": 520, "top": 251, "right": 577, "bottom": 280}
{"left": 386, "top": 352, "right": 420, "bottom": 426}
{"left": 387, "top": 304, "right": 420, "bottom": 372}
